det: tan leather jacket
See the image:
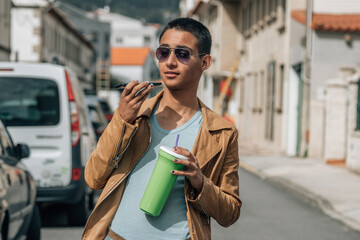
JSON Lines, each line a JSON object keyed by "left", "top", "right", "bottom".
{"left": 82, "top": 92, "right": 241, "bottom": 240}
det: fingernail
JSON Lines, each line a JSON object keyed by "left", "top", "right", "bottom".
{"left": 174, "top": 159, "right": 178, "bottom": 162}
{"left": 174, "top": 147, "right": 177, "bottom": 151}
{"left": 150, "top": 83, "right": 154, "bottom": 87}
{"left": 171, "top": 170, "right": 175, "bottom": 174}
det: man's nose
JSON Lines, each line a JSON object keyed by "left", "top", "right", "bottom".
{"left": 166, "top": 50, "right": 178, "bottom": 66}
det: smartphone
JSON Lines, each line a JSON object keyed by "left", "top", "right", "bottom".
{"left": 113, "top": 82, "right": 162, "bottom": 97}
{"left": 113, "top": 82, "right": 162, "bottom": 89}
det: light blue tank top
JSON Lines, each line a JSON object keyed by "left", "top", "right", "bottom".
{"left": 110, "top": 104, "right": 203, "bottom": 240}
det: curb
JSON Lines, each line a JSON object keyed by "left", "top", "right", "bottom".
{"left": 239, "top": 161, "right": 360, "bottom": 233}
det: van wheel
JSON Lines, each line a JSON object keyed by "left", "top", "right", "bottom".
{"left": 67, "top": 191, "right": 93, "bottom": 226}
{"left": 26, "top": 204, "right": 41, "bottom": 240}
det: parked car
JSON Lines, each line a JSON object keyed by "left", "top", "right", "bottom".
{"left": 0, "top": 62, "right": 97, "bottom": 226}
{"left": 97, "top": 97, "right": 113, "bottom": 122}
{"left": 0, "top": 119, "right": 41, "bottom": 240}
{"left": 85, "top": 95, "right": 109, "bottom": 141}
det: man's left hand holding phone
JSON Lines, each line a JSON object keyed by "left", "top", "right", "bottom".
{"left": 117, "top": 80, "right": 157, "bottom": 124}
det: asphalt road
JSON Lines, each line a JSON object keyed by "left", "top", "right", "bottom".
{"left": 211, "top": 168, "right": 360, "bottom": 240}
{"left": 41, "top": 168, "right": 360, "bottom": 239}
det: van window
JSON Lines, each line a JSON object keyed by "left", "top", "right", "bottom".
{"left": 0, "top": 77, "right": 60, "bottom": 126}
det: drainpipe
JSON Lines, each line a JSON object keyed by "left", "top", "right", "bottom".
{"left": 301, "top": 0, "right": 313, "bottom": 157}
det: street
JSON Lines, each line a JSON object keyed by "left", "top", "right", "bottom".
{"left": 2, "top": 0, "right": 360, "bottom": 239}
{"left": 40, "top": 168, "right": 360, "bottom": 240}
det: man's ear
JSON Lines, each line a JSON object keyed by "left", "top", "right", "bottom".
{"left": 201, "top": 55, "right": 212, "bottom": 71}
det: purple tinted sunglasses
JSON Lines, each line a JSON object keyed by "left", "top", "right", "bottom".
{"left": 155, "top": 47, "right": 206, "bottom": 64}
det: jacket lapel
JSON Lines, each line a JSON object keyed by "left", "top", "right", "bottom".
{"left": 193, "top": 128, "right": 222, "bottom": 169}
{"left": 193, "top": 100, "right": 233, "bottom": 169}
{"left": 136, "top": 91, "right": 164, "bottom": 119}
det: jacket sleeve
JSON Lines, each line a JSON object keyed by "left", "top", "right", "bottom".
{"left": 187, "top": 129, "right": 241, "bottom": 227}
{"left": 84, "top": 108, "right": 138, "bottom": 190}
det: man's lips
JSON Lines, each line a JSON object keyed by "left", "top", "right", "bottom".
{"left": 164, "top": 71, "right": 179, "bottom": 78}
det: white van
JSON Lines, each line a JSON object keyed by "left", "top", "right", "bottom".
{"left": 0, "top": 62, "right": 97, "bottom": 226}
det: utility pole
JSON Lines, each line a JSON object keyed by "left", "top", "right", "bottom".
{"left": 302, "top": 0, "right": 313, "bottom": 157}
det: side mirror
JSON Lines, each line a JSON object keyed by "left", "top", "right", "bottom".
{"left": 15, "top": 143, "right": 30, "bottom": 160}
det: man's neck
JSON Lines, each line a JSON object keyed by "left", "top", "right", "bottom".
{"left": 155, "top": 88, "right": 200, "bottom": 130}
{"left": 160, "top": 88, "right": 199, "bottom": 112}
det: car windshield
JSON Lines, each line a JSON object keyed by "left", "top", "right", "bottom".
{"left": 0, "top": 77, "right": 60, "bottom": 126}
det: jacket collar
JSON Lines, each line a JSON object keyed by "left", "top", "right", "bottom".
{"left": 136, "top": 91, "right": 163, "bottom": 119}
{"left": 137, "top": 91, "right": 233, "bottom": 132}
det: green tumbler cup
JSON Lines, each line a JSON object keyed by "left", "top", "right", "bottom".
{"left": 139, "top": 146, "right": 187, "bottom": 216}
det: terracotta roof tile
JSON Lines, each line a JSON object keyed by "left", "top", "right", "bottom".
{"left": 111, "top": 47, "right": 151, "bottom": 66}
{"left": 291, "top": 10, "right": 360, "bottom": 33}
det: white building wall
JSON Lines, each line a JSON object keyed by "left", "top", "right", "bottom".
{"left": 347, "top": 73, "right": 360, "bottom": 174}
{"left": 11, "top": 2, "right": 94, "bottom": 88}
{"left": 237, "top": 0, "right": 289, "bottom": 152}
{"left": 42, "top": 12, "right": 94, "bottom": 88}
{"left": 207, "top": 4, "right": 221, "bottom": 76}
{"left": 0, "top": 0, "right": 11, "bottom": 61}
{"left": 291, "top": 0, "right": 360, "bottom": 13}
{"left": 198, "top": 74, "right": 214, "bottom": 109}
{"left": 94, "top": 11, "right": 158, "bottom": 50}
{"left": 312, "top": 33, "right": 360, "bottom": 99}
{"left": 179, "top": 0, "right": 206, "bottom": 17}
{"left": 12, "top": 0, "right": 47, "bottom": 6}
{"left": 11, "top": 8, "right": 41, "bottom": 62}
{"left": 314, "top": 0, "right": 360, "bottom": 14}
{"left": 110, "top": 65, "right": 143, "bottom": 83}
{"left": 308, "top": 99, "right": 325, "bottom": 159}
{"left": 286, "top": 67, "right": 300, "bottom": 156}
{"left": 308, "top": 33, "right": 360, "bottom": 159}
{"left": 324, "top": 79, "right": 348, "bottom": 161}
{"left": 291, "top": 0, "right": 306, "bottom": 10}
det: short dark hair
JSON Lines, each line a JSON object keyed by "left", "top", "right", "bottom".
{"left": 159, "top": 18, "right": 212, "bottom": 55}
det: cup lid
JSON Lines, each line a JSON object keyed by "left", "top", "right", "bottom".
{"left": 160, "top": 146, "right": 188, "bottom": 160}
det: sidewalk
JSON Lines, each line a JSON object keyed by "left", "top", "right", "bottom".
{"left": 238, "top": 141, "right": 360, "bottom": 233}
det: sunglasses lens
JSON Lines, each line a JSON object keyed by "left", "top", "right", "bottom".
{"left": 175, "top": 49, "right": 191, "bottom": 63}
{"left": 155, "top": 47, "right": 192, "bottom": 64}
{"left": 156, "top": 47, "right": 170, "bottom": 62}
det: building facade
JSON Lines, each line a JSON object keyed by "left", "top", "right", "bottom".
{"left": 87, "top": 9, "right": 160, "bottom": 84}
{"left": 11, "top": 0, "right": 95, "bottom": 90}
{"left": 183, "top": 0, "right": 291, "bottom": 155}
{"left": 345, "top": 70, "right": 360, "bottom": 174}
{"left": 290, "top": 9, "right": 360, "bottom": 161}
{"left": 183, "top": 0, "right": 360, "bottom": 173}
{"left": 90, "top": 9, "right": 159, "bottom": 51}
{"left": 85, "top": 9, "right": 160, "bottom": 108}
{"left": 0, "top": 0, "right": 11, "bottom": 60}
{"left": 110, "top": 47, "right": 159, "bottom": 83}
{"left": 57, "top": 2, "right": 111, "bottom": 91}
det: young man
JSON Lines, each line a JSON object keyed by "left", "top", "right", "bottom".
{"left": 82, "top": 18, "right": 241, "bottom": 240}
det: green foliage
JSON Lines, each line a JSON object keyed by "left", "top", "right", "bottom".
{"left": 58, "top": 0, "right": 180, "bottom": 24}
